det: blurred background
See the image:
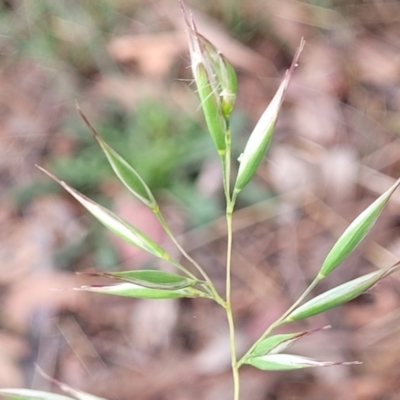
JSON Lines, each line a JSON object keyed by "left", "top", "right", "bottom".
{"left": 1, "top": 0, "right": 400, "bottom": 399}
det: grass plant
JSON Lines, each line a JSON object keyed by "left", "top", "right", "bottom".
{"left": 1, "top": 2, "right": 400, "bottom": 400}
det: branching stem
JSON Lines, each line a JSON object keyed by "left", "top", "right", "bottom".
{"left": 237, "top": 276, "right": 321, "bottom": 367}
{"left": 155, "top": 210, "right": 225, "bottom": 306}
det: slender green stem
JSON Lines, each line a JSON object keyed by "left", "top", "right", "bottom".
{"left": 222, "top": 128, "right": 240, "bottom": 400}
{"left": 279, "top": 276, "right": 321, "bottom": 322}
{"left": 237, "top": 276, "right": 321, "bottom": 367}
{"left": 168, "top": 258, "right": 198, "bottom": 280}
{"left": 226, "top": 207, "right": 240, "bottom": 400}
{"left": 220, "top": 151, "right": 228, "bottom": 203}
{"left": 155, "top": 209, "right": 208, "bottom": 281}
{"left": 155, "top": 209, "right": 225, "bottom": 306}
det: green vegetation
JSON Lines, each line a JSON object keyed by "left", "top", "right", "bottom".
{"left": 1, "top": 2, "right": 399, "bottom": 400}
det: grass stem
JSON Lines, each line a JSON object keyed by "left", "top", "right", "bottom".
{"left": 237, "top": 276, "right": 321, "bottom": 367}
{"left": 223, "top": 128, "right": 240, "bottom": 400}
{"left": 155, "top": 210, "right": 225, "bottom": 306}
